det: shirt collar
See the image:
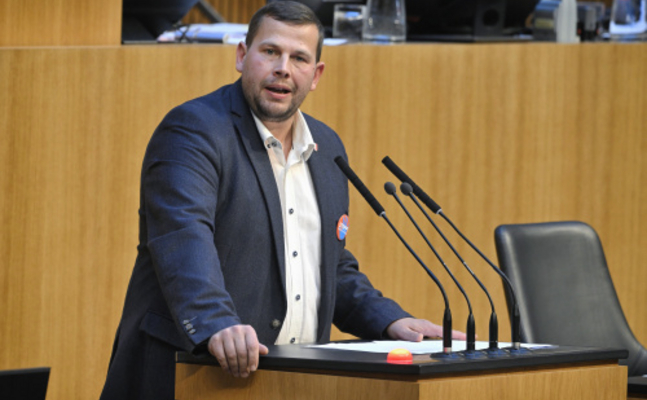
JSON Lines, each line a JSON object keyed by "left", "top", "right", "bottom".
{"left": 252, "top": 110, "right": 317, "bottom": 161}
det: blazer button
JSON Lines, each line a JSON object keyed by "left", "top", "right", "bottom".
{"left": 271, "top": 319, "right": 281, "bottom": 330}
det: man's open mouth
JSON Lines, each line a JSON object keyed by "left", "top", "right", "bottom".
{"left": 267, "top": 85, "right": 291, "bottom": 94}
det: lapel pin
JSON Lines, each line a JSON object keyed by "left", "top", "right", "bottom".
{"left": 336, "top": 214, "right": 349, "bottom": 241}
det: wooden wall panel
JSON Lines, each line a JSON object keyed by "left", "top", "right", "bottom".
{"left": 176, "top": 362, "right": 627, "bottom": 400}
{"left": 306, "top": 42, "right": 647, "bottom": 346}
{"left": 0, "top": 45, "right": 240, "bottom": 400}
{"left": 0, "top": 42, "right": 645, "bottom": 399}
{"left": 184, "top": 0, "right": 265, "bottom": 24}
{"left": 0, "top": 0, "right": 122, "bottom": 46}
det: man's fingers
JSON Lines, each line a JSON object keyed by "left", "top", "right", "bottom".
{"left": 208, "top": 334, "right": 230, "bottom": 372}
{"left": 387, "top": 318, "right": 468, "bottom": 342}
{"left": 245, "top": 329, "right": 260, "bottom": 373}
{"left": 451, "top": 329, "right": 467, "bottom": 340}
{"left": 229, "top": 330, "right": 247, "bottom": 377}
{"left": 208, "top": 324, "right": 267, "bottom": 378}
{"left": 404, "top": 329, "right": 424, "bottom": 342}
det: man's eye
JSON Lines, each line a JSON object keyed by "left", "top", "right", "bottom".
{"left": 266, "top": 49, "right": 275, "bottom": 55}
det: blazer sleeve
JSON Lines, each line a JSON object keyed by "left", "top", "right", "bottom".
{"left": 332, "top": 249, "right": 413, "bottom": 340}
{"left": 141, "top": 102, "right": 242, "bottom": 352}
{"left": 308, "top": 125, "right": 412, "bottom": 340}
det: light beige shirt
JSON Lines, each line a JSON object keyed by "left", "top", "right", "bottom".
{"left": 252, "top": 111, "right": 321, "bottom": 345}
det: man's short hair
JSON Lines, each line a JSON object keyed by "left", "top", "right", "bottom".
{"left": 246, "top": 1, "right": 325, "bottom": 62}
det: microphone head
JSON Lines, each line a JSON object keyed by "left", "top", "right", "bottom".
{"left": 384, "top": 181, "right": 397, "bottom": 195}
{"left": 400, "top": 182, "right": 413, "bottom": 195}
{"left": 334, "top": 156, "right": 385, "bottom": 216}
{"left": 382, "top": 156, "right": 442, "bottom": 214}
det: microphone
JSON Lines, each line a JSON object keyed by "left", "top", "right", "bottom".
{"left": 400, "top": 182, "right": 500, "bottom": 357}
{"left": 334, "top": 157, "right": 455, "bottom": 356}
{"left": 382, "top": 156, "right": 525, "bottom": 353}
{"left": 384, "top": 182, "right": 476, "bottom": 354}
{"left": 382, "top": 157, "right": 442, "bottom": 213}
{"left": 335, "top": 156, "right": 384, "bottom": 216}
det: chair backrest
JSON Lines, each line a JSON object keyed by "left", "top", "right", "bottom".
{"left": 494, "top": 221, "right": 647, "bottom": 376}
{"left": 0, "top": 367, "right": 50, "bottom": 400}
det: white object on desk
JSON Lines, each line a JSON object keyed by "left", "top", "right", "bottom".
{"left": 310, "top": 340, "right": 554, "bottom": 354}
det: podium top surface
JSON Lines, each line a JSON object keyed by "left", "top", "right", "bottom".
{"left": 177, "top": 342, "right": 628, "bottom": 377}
{"left": 628, "top": 376, "right": 647, "bottom": 394}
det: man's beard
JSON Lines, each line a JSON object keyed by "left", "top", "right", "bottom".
{"left": 250, "top": 92, "right": 300, "bottom": 122}
{"left": 242, "top": 78, "right": 308, "bottom": 123}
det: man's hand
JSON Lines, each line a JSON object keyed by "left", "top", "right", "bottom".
{"left": 386, "top": 318, "right": 467, "bottom": 342}
{"left": 207, "top": 324, "right": 269, "bottom": 378}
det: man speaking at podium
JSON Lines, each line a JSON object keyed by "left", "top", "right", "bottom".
{"left": 100, "top": 2, "right": 464, "bottom": 399}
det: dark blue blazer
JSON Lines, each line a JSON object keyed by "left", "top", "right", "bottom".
{"left": 100, "top": 80, "right": 410, "bottom": 400}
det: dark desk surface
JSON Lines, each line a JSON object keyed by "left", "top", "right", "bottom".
{"left": 178, "top": 342, "right": 628, "bottom": 377}
{"left": 629, "top": 376, "right": 647, "bottom": 394}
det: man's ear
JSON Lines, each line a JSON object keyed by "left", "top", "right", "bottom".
{"left": 310, "top": 62, "right": 325, "bottom": 91}
{"left": 235, "top": 42, "right": 247, "bottom": 73}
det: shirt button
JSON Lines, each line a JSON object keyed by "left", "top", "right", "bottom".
{"left": 186, "top": 323, "right": 193, "bottom": 330}
{"left": 289, "top": 208, "right": 294, "bottom": 215}
{"left": 189, "top": 329, "right": 196, "bottom": 335}
{"left": 295, "top": 294, "right": 301, "bottom": 301}
{"left": 292, "top": 251, "right": 298, "bottom": 257}
{"left": 290, "top": 338, "right": 296, "bottom": 344}
{"left": 271, "top": 319, "right": 281, "bottom": 329}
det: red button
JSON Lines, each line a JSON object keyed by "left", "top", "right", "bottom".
{"left": 387, "top": 348, "right": 413, "bottom": 364}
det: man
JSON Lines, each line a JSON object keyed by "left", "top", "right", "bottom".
{"left": 100, "top": 2, "right": 464, "bottom": 399}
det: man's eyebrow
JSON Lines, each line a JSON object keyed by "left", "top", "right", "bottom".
{"left": 292, "top": 49, "right": 313, "bottom": 59}
{"left": 257, "top": 40, "right": 314, "bottom": 59}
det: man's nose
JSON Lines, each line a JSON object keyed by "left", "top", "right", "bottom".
{"left": 273, "top": 55, "right": 290, "bottom": 78}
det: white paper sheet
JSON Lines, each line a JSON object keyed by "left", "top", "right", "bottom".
{"left": 309, "top": 340, "right": 555, "bottom": 354}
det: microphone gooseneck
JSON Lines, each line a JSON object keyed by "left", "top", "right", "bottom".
{"left": 383, "top": 156, "right": 523, "bottom": 352}
{"left": 382, "top": 156, "right": 442, "bottom": 213}
{"left": 401, "top": 182, "right": 497, "bottom": 353}
{"left": 335, "top": 156, "right": 384, "bottom": 216}
{"left": 334, "top": 157, "right": 454, "bottom": 354}
{"left": 439, "top": 211, "right": 523, "bottom": 351}
{"left": 386, "top": 182, "right": 476, "bottom": 353}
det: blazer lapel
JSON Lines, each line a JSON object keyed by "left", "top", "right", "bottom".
{"left": 229, "top": 80, "right": 286, "bottom": 290}
{"left": 306, "top": 126, "right": 337, "bottom": 341}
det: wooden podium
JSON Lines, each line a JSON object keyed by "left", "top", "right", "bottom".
{"left": 176, "top": 344, "right": 628, "bottom": 400}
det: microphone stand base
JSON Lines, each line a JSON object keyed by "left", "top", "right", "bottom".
{"left": 506, "top": 346, "right": 533, "bottom": 356}
{"left": 485, "top": 347, "right": 508, "bottom": 357}
{"left": 459, "top": 349, "right": 487, "bottom": 359}
{"left": 430, "top": 351, "right": 463, "bottom": 360}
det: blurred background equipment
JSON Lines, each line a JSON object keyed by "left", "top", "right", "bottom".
{"left": 123, "top": 0, "right": 225, "bottom": 43}
{"left": 274, "top": 0, "right": 540, "bottom": 41}
{"left": 577, "top": 2, "right": 606, "bottom": 40}
{"left": 532, "top": 0, "right": 580, "bottom": 42}
{"left": 609, "top": 0, "right": 647, "bottom": 38}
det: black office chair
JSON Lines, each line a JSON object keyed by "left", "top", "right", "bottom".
{"left": 0, "top": 367, "right": 50, "bottom": 400}
{"left": 494, "top": 221, "right": 647, "bottom": 377}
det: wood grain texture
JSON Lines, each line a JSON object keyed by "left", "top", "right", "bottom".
{"left": 183, "top": 0, "right": 265, "bottom": 24}
{"left": 309, "top": 43, "right": 647, "bottom": 347}
{"left": 175, "top": 362, "right": 627, "bottom": 400}
{"left": 0, "top": 45, "right": 240, "bottom": 400}
{"left": 0, "top": 0, "right": 121, "bottom": 46}
{"left": 1, "top": 42, "right": 645, "bottom": 399}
